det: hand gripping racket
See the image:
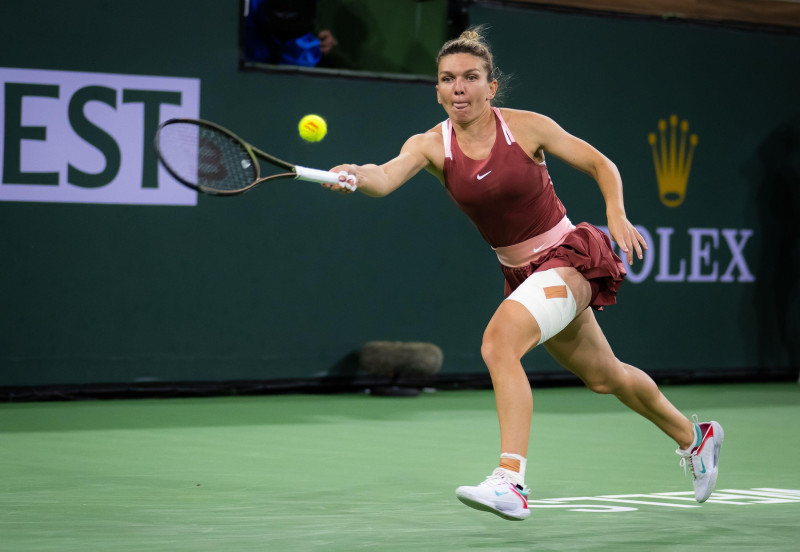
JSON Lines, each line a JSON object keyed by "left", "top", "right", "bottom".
{"left": 154, "top": 118, "right": 356, "bottom": 196}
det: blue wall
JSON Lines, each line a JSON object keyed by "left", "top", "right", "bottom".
{"left": 1, "top": 1, "right": 797, "bottom": 387}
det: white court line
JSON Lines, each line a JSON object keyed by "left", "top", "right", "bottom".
{"left": 527, "top": 489, "right": 800, "bottom": 512}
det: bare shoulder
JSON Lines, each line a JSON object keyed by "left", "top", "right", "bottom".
{"left": 500, "top": 108, "right": 605, "bottom": 169}
{"left": 497, "top": 108, "right": 554, "bottom": 159}
{"left": 401, "top": 126, "right": 445, "bottom": 173}
{"left": 405, "top": 124, "right": 444, "bottom": 147}
{"left": 498, "top": 108, "right": 559, "bottom": 134}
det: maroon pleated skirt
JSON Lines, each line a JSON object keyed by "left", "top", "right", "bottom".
{"left": 500, "top": 222, "right": 627, "bottom": 310}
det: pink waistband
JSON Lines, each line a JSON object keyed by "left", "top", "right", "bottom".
{"left": 493, "top": 216, "right": 575, "bottom": 267}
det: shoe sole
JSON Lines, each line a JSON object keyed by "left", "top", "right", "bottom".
{"left": 456, "top": 491, "right": 530, "bottom": 521}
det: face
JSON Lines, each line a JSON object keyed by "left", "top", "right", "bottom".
{"left": 436, "top": 53, "right": 497, "bottom": 121}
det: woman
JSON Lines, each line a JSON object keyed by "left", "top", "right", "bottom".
{"left": 326, "top": 28, "right": 723, "bottom": 521}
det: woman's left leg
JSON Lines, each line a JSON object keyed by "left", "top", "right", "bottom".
{"left": 544, "top": 305, "right": 695, "bottom": 450}
{"left": 545, "top": 299, "right": 726, "bottom": 503}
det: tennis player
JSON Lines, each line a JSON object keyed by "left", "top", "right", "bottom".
{"left": 326, "top": 28, "right": 723, "bottom": 521}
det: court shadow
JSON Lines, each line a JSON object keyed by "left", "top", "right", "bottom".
{"left": 2, "top": 383, "right": 796, "bottom": 434}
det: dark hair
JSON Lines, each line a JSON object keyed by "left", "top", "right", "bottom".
{"left": 436, "top": 26, "right": 510, "bottom": 104}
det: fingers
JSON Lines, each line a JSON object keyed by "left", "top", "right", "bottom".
{"left": 613, "top": 224, "right": 647, "bottom": 265}
{"left": 337, "top": 171, "right": 357, "bottom": 192}
{"left": 323, "top": 164, "right": 358, "bottom": 193}
{"left": 634, "top": 231, "right": 647, "bottom": 261}
{"left": 626, "top": 239, "right": 642, "bottom": 265}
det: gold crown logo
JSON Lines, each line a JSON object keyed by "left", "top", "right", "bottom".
{"left": 648, "top": 115, "right": 698, "bottom": 207}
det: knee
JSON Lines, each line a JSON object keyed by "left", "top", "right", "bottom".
{"left": 480, "top": 331, "right": 516, "bottom": 369}
{"left": 583, "top": 376, "right": 616, "bottom": 395}
{"left": 581, "top": 361, "right": 625, "bottom": 395}
{"left": 480, "top": 335, "right": 502, "bottom": 368}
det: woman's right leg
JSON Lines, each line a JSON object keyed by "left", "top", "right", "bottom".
{"left": 455, "top": 267, "right": 591, "bottom": 521}
{"left": 454, "top": 299, "right": 541, "bottom": 521}
{"left": 480, "top": 299, "right": 541, "bottom": 458}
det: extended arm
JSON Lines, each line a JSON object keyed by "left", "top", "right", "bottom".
{"left": 327, "top": 132, "right": 443, "bottom": 197}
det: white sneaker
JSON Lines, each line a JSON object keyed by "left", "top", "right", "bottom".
{"left": 676, "top": 419, "right": 724, "bottom": 503}
{"left": 455, "top": 468, "right": 531, "bottom": 521}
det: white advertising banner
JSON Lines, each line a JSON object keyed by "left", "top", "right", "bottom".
{"left": 0, "top": 67, "right": 200, "bottom": 206}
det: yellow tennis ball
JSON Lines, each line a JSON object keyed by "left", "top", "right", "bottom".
{"left": 298, "top": 114, "right": 327, "bottom": 142}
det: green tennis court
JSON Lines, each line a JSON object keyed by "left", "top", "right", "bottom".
{"left": 1, "top": 382, "right": 798, "bottom": 551}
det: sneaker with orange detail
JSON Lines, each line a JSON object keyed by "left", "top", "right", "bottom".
{"left": 455, "top": 468, "right": 531, "bottom": 521}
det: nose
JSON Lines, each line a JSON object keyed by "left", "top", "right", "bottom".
{"left": 453, "top": 78, "right": 466, "bottom": 95}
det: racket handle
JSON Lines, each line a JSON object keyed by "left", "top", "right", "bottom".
{"left": 294, "top": 165, "right": 357, "bottom": 191}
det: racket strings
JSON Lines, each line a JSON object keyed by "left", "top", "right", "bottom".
{"left": 158, "top": 122, "right": 258, "bottom": 192}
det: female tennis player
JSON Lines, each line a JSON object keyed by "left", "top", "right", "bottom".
{"left": 326, "top": 28, "right": 723, "bottom": 521}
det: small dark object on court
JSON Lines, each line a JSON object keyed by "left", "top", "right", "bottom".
{"left": 359, "top": 341, "right": 443, "bottom": 397}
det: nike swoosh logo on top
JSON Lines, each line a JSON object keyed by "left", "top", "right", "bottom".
{"left": 477, "top": 171, "right": 492, "bottom": 180}
{"left": 700, "top": 458, "right": 707, "bottom": 474}
{"left": 533, "top": 246, "right": 543, "bottom": 253}
{"left": 494, "top": 489, "right": 510, "bottom": 496}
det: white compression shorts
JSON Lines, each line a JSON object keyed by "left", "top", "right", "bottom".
{"left": 505, "top": 268, "right": 577, "bottom": 346}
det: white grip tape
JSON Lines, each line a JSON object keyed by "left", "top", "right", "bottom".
{"left": 294, "top": 165, "right": 357, "bottom": 191}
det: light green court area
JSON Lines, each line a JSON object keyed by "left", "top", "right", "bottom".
{"left": 1, "top": 383, "right": 798, "bottom": 551}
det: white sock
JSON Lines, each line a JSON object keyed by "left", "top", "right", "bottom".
{"left": 499, "top": 452, "right": 527, "bottom": 487}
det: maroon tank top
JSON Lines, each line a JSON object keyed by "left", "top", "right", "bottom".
{"left": 442, "top": 108, "right": 566, "bottom": 248}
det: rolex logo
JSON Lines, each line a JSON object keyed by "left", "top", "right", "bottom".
{"left": 648, "top": 115, "right": 698, "bottom": 207}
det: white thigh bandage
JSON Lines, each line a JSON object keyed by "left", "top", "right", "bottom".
{"left": 505, "top": 269, "right": 577, "bottom": 346}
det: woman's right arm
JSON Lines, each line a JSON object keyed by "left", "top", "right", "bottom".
{"left": 327, "top": 131, "right": 441, "bottom": 197}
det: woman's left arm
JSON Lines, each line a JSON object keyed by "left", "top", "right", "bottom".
{"left": 518, "top": 111, "right": 647, "bottom": 265}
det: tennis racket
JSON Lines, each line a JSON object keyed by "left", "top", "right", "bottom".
{"left": 154, "top": 118, "right": 356, "bottom": 196}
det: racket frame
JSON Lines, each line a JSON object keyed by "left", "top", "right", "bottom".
{"left": 155, "top": 118, "right": 355, "bottom": 196}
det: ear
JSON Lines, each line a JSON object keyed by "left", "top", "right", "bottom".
{"left": 487, "top": 79, "right": 498, "bottom": 101}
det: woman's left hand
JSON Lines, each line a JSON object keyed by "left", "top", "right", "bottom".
{"left": 608, "top": 214, "right": 647, "bottom": 265}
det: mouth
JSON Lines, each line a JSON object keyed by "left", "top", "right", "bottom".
{"left": 452, "top": 101, "right": 469, "bottom": 110}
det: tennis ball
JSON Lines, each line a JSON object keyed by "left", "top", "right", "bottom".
{"left": 298, "top": 114, "right": 327, "bottom": 142}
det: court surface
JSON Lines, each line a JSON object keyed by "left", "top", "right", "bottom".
{"left": 1, "top": 382, "right": 798, "bottom": 551}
